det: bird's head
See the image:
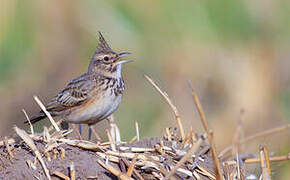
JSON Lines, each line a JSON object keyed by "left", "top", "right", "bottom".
{"left": 88, "top": 32, "right": 131, "bottom": 76}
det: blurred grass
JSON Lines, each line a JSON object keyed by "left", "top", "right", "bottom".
{"left": 0, "top": 0, "right": 290, "bottom": 177}
{"left": 0, "top": 1, "right": 35, "bottom": 84}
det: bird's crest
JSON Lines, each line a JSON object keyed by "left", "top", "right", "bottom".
{"left": 95, "top": 32, "right": 114, "bottom": 54}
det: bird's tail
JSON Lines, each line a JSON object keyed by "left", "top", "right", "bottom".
{"left": 24, "top": 111, "right": 46, "bottom": 124}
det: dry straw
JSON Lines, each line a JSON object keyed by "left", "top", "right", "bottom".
{"left": 145, "top": 75, "right": 185, "bottom": 141}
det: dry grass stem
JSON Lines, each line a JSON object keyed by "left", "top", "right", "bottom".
{"left": 97, "top": 152, "right": 119, "bottom": 163}
{"left": 126, "top": 154, "right": 138, "bottom": 177}
{"left": 135, "top": 121, "right": 140, "bottom": 141}
{"left": 165, "top": 127, "right": 172, "bottom": 141}
{"left": 219, "top": 123, "right": 290, "bottom": 158}
{"left": 145, "top": 75, "right": 185, "bottom": 141}
{"left": 48, "top": 119, "right": 63, "bottom": 132}
{"left": 26, "top": 159, "right": 37, "bottom": 170}
{"left": 196, "top": 165, "right": 216, "bottom": 180}
{"left": 106, "top": 129, "right": 116, "bottom": 151}
{"left": 187, "top": 80, "right": 210, "bottom": 133}
{"left": 119, "top": 146, "right": 155, "bottom": 152}
{"left": 44, "top": 151, "right": 51, "bottom": 161}
{"left": 52, "top": 148, "right": 58, "bottom": 160}
{"left": 0, "top": 137, "right": 16, "bottom": 146}
{"left": 106, "top": 150, "right": 160, "bottom": 161}
{"left": 165, "top": 136, "right": 204, "bottom": 179}
{"left": 224, "top": 153, "right": 290, "bottom": 165}
{"left": 14, "top": 126, "right": 51, "bottom": 180}
{"left": 121, "top": 158, "right": 144, "bottom": 180}
{"left": 53, "top": 171, "right": 70, "bottom": 180}
{"left": 34, "top": 96, "right": 60, "bottom": 132}
{"left": 22, "top": 109, "right": 34, "bottom": 135}
{"left": 260, "top": 146, "right": 272, "bottom": 180}
{"left": 70, "top": 161, "right": 76, "bottom": 180}
{"left": 176, "top": 167, "right": 193, "bottom": 177}
{"left": 4, "top": 137, "right": 14, "bottom": 160}
{"left": 129, "top": 136, "right": 137, "bottom": 143}
{"left": 193, "top": 170, "right": 201, "bottom": 180}
{"left": 187, "top": 80, "right": 223, "bottom": 180}
{"left": 262, "top": 146, "right": 272, "bottom": 177}
{"left": 90, "top": 126, "right": 103, "bottom": 142}
{"left": 97, "top": 159, "right": 133, "bottom": 180}
{"left": 60, "top": 147, "right": 65, "bottom": 159}
{"left": 209, "top": 131, "right": 223, "bottom": 180}
{"left": 57, "top": 138, "right": 105, "bottom": 152}
{"left": 224, "top": 162, "right": 231, "bottom": 180}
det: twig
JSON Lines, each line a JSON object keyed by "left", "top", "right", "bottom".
{"left": 219, "top": 123, "right": 290, "bottom": 158}
{"left": 187, "top": 80, "right": 223, "bottom": 180}
{"left": 145, "top": 75, "right": 185, "bottom": 141}
{"left": 223, "top": 153, "right": 290, "bottom": 165}
{"left": 53, "top": 171, "right": 70, "bottom": 180}
{"left": 70, "top": 161, "right": 76, "bottom": 180}
{"left": 97, "top": 159, "right": 133, "bottom": 180}
{"left": 165, "top": 135, "right": 204, "bottom": 179}
{"left": 34, "top": 96, "right": 60, "bottom": 131}
{"left": 14, "top": 126, "right": 51, "bottom": 180}
{"left": 135, "top": 121, "right": 140, "bottom": 141}
{"left": 22, "top": 109, "right": 34, "bottom": 135}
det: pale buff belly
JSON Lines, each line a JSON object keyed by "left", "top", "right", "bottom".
{"left": 65, "top": 92, "right": 122, "bottom": 125}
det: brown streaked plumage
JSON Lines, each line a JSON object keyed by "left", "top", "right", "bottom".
{"left": 26, "top": 32, "right": 131, "bottom": 129}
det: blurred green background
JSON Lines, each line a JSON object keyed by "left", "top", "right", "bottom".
{"left": 0, "top": 0, "right": 289, "bottom": 178}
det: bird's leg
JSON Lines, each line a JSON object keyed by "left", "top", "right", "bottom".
{"left": 88, "top": 126, "right": 92, "bottom": 141}
{"left": 107, "top": 115, "right": 121, "bottom": 145}
{"left": 88, "top": 125, "right": 102, "bottom": 142}
{"left": 78, "top": 124, "right": 82, "bottom": 136}
{"left": 72, "top": 124, "right": 83, "bottom": 140}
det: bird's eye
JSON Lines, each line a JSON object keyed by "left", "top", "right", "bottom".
{"left": 104, "top": 56, "right": 109, "bottom": 61}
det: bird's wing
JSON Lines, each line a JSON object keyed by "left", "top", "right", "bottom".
{"left": 45, "top": 73, "right": 95, "bottom": 113}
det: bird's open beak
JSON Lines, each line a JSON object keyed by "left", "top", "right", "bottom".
{"left": 119, "top": 52, "right": 131, "bottom": 57}
{"left": 116, "top": 59, "right": 133, "bottom": 65}
{"left": 117, "top": 52, "right": 132, "bottom": 65}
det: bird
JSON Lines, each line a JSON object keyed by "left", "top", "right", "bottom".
{"left": 26, "top": 32, "right": 132, "bottom": 139}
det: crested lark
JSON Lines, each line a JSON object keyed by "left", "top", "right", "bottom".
{"left": 26, "top": 32, "right": 131, "bottom": 138}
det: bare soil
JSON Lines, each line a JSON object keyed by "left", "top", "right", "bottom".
{"left": 0, "top": 137, "right": 215, "bottom": 180}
